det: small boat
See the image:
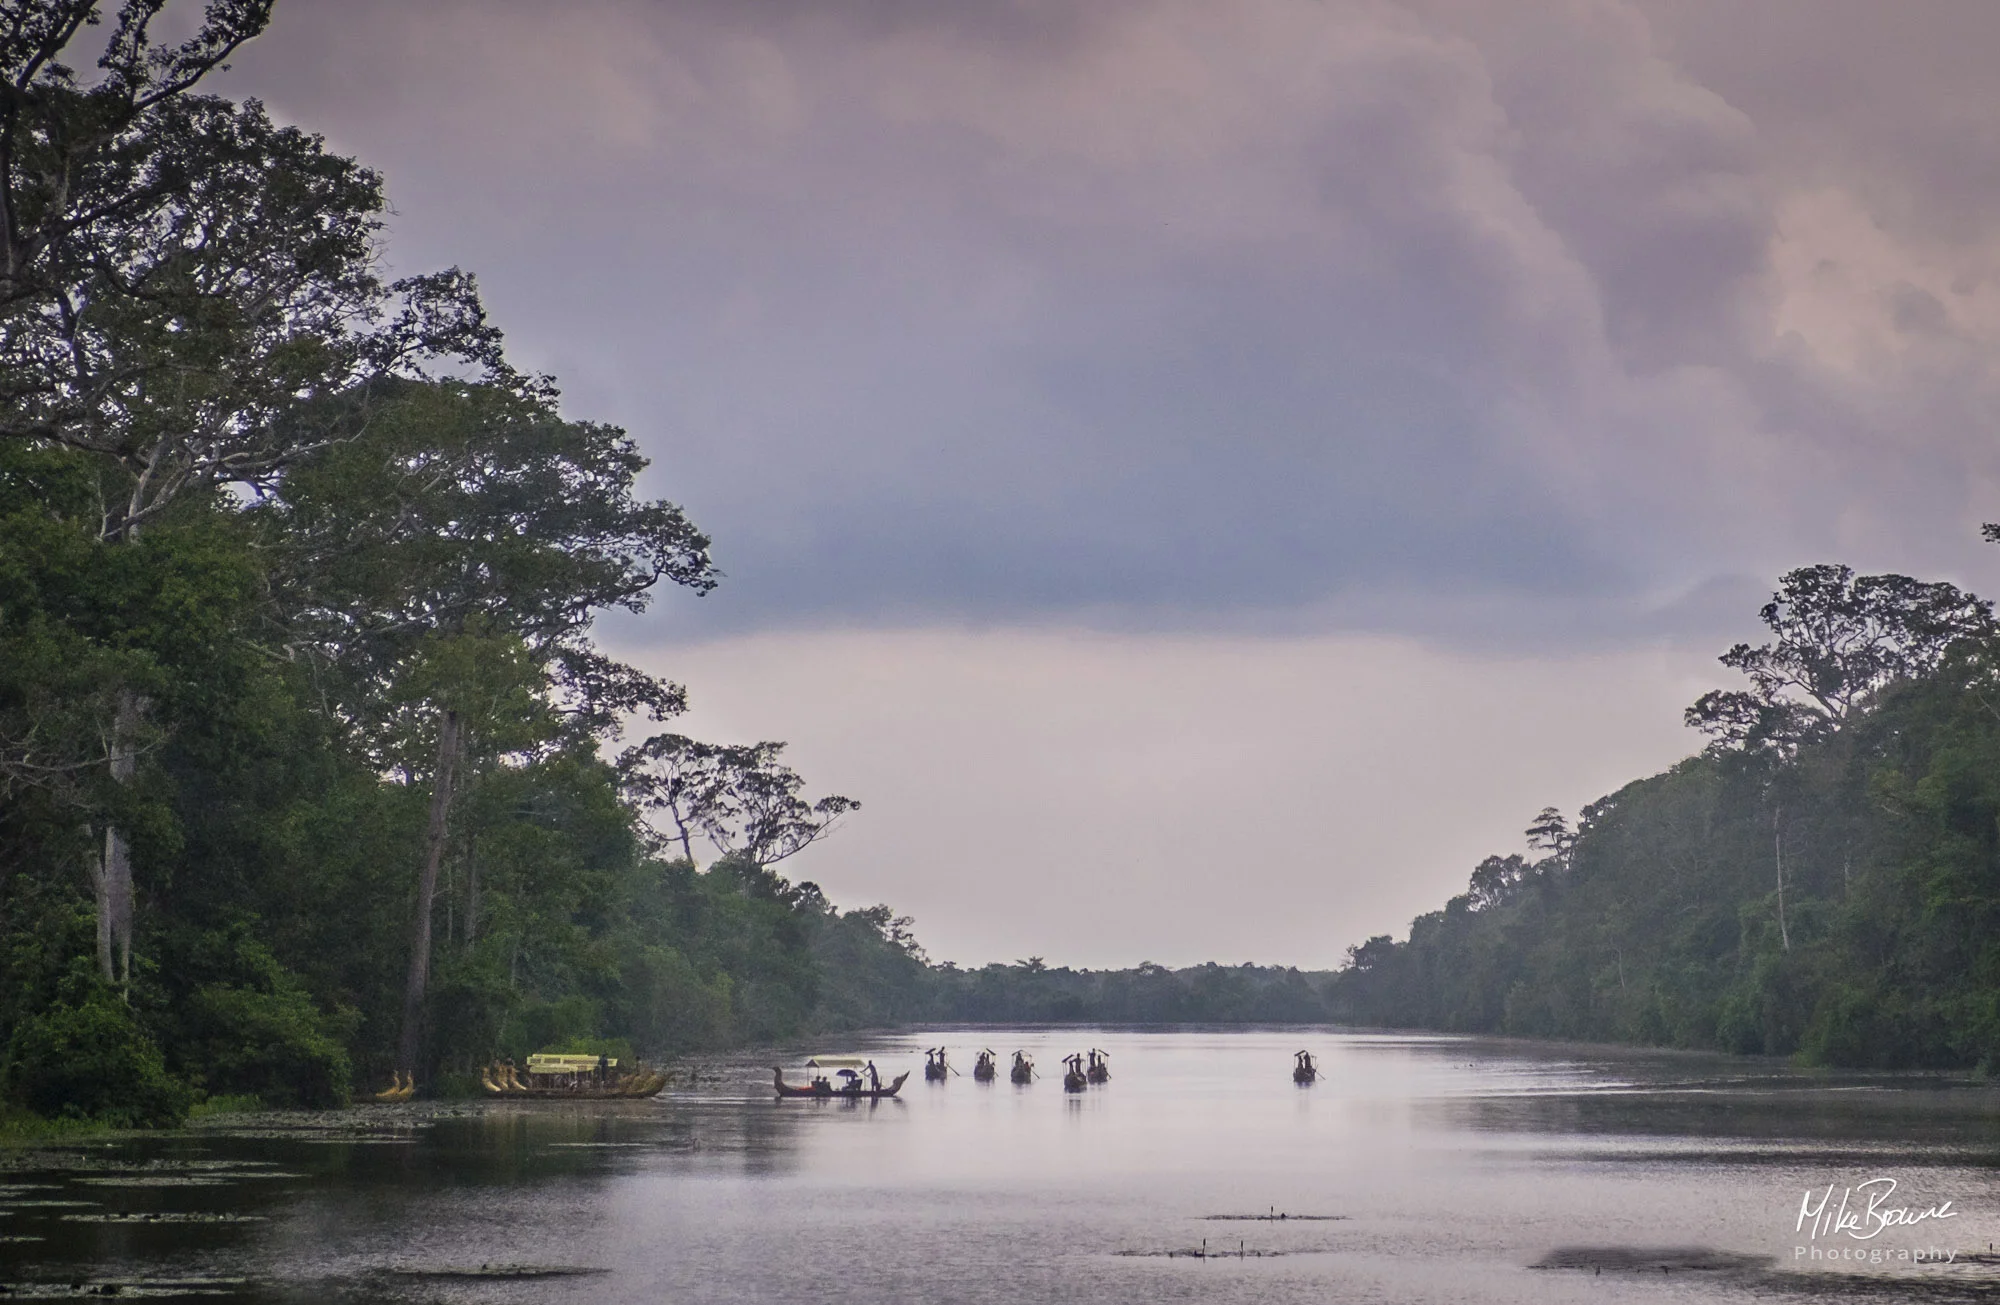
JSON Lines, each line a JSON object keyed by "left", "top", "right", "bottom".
{"left": 1010, "top": 1051, "right": 1034, "bottom": 1085}
{"left": 370, "top": 1070, "right": 415, "bottom": 1103}
{"left": 1061, "top": 1053, "right": 1088, "bottom": 1093}
{"left": 972, "top": 1050, "right": 997, "bottom": 1082}
{"left": 1086, "top": 1049, "right": 1110, "bottom": 1084}
{"left": 924, "top": 1047, "right": 950, "bottom": 1082}
{"left": 480, "top": 1055, "right": 667, "bottom": 1100}
{"left": 774, "top": 1056, "right": 909, "bottom": 1100}
{"left": 1293, "top": 1050, "right": 1318, "bottom": 1085}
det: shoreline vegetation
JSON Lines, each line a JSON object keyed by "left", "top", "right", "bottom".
{"left": 7, "top": 2, "right": 2000, "bottom": 1135}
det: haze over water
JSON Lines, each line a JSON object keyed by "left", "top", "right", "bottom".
{"left": 6, "top": 1029, "right": 1999, "bottom": 1302}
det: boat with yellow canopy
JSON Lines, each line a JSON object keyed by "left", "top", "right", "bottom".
{"left": 480, "top": 1053, "right": 667, "bottom": 1099}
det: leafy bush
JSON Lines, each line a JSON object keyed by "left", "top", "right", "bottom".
{"left": 4, "top": 989, "right": 193, "bottom": 1127}
{"left": 163, "top": 932, "right": 355, "bottom": 1108}
{"left": 182, "top": 982, "right": 354, "bottom": 1108}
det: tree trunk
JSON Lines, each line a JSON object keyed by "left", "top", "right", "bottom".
{"left": 92, "top": 688, "right": 144, "bottom": 988}
{"left": 465, "top": 832, "right": 479, "bottom": 947}
{"left": 398, "top": 709, "right": 462, "bottom": 1073}
{"left": 1774, "top": 809, "right": 1790, "bottom": 953}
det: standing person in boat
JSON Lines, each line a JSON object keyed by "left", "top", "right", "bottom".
{"left": 867, "top": 1060, "right": 880, "bottom": 1092}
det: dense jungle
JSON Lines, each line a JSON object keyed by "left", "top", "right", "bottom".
{"left": 0, "top": 0, "right": 926, "bottom": 1129}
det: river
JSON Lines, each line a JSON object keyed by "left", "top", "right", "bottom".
{"left": 4, "top": 1028, "right": 1999, "bottom": 1302}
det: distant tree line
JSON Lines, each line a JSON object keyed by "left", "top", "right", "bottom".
{"left": 925, "top": 959, "right": 1339, "bottom": 1025}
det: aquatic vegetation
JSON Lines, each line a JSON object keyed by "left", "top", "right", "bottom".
{"left": 0, "top": 1275, "right": 251, "bottom": 1297}
{"left": 383, "top": 1263, "right": 611, "bottom": 1279}
{"left": 61, "top": 1212, "right": 268, "bottom": 1224}
{"left": 1531, "top": 1247, "right": 1772, "bottom": 1273}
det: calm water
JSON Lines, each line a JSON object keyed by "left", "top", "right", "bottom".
{"left": 7, "top": 1029, "right": 2000, "bottom": 1302}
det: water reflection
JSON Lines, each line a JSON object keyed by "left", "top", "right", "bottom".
{"left": 5, "top": 1030, "right": 2000, "bottom": 1302}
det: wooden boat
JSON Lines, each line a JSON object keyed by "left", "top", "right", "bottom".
{"left": 1010, "top": 1051, "right": 1034, "bottom": 1084}
{"left": 924, "top": 1047, "right": 949, "bottom": 1081}
{"left": 1086, "top": 1049, "right": 1110, "bottom": 1084}
{"left": 1293, "top": 1050, "right": 1318, "bottom": 1084}
{"left": 972, "top": 1050, "right": 997, "bottom": 1082}
{"left": 1062, "top": 1053, "right": 1087, "bottom": 1093}
{"left": 485, "top": 1070, "right": 666, "bottom": 1100}
{"left": 773, "top": 1061, "right": 909, "bottom": 1100}
{"left": 480, "top": 1058, "right": 667, "bottom": 1100}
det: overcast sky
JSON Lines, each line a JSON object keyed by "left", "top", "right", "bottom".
{"left": 219, "top": 0, "right": 2000, "bottom": 966}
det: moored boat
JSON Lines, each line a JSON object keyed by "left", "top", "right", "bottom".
{"left": 480, "top": 1054, "right": 667, "bottom": 1099}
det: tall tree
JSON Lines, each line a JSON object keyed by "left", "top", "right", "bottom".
{"left": 262, "top": 379, "right": 716, "bottom": 1072}
{"left": 1686, "top": 565, "right": 1992, "bottom": 756}
{"left": 620, "top": 734, "right": 858, "bottom": 868}
{"left": 0, "top": 2, "right": 511, "bottom": 984}
{"left": 616, "top": 732, "right": 732, "bottom": 864}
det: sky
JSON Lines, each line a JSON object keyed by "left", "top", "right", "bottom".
{"left": 215, "top": 0, "right": 2000, "bottom": 967}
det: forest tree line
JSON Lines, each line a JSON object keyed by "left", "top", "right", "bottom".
{"left": 1328, "top": 562, "right": 2000, "bottom": 1070}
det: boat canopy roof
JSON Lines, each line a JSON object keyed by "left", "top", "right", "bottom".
{"left": 527, "top": 1053, "right": 618, "bottom": 1072}
{"left": 805, "top": 1055, "right": 870, "bottom": 1069}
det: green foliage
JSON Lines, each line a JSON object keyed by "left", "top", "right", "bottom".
{"left": 4, "top": 978, "right": 193, "bottom": 1128}
{"left": 187, "top": 1094, "right": 264, "bottom": 1120}
{"left": 177, "top": 982, "right": 354, "bottom": 1109}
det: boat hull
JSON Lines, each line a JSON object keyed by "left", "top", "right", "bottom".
{"left": 773, "top": 1069, "right": 909, "bottom": 1100}
{"left": 483, "top": 1069, "right": 667, "bottom": 1100}
{"left": 487, "top": 1084, "right": 666, "bottom": 1100}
